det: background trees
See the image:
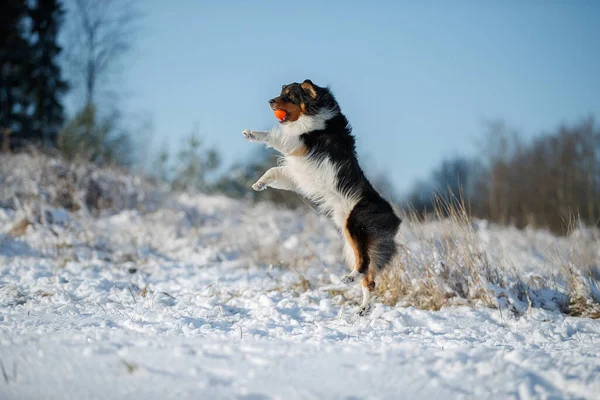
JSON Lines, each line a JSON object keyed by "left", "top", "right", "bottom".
{"left": 405, "top": 118, "right": 600, "bottom": 233}
{"left": 0, "top": 0, "right": 67, "bottom": 149}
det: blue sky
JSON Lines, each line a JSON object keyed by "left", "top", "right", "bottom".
{"left": 118, "top": 0, "right": 599, "bottom": 195}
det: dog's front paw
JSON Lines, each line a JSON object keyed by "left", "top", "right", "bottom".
{"left": 242, "top": 129, "right": 257, "bottom": 142}
{"left": 357, "top": 304, "right": 372, "bottom": 317}
{"left": 252, "top": 181, "right": 267, "bottom": 191}
{"left": 341, "top": 274, "right": 355, "bottom": 285}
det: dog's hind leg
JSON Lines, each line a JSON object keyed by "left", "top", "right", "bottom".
{"left": 340, "top": 215, "right": 370, "bottom": 285}
{"left": 355, "top": 237, "right": 398, "bottom": 316}
{"left": 358, "top": 269, "right": 376, "bottom": 316}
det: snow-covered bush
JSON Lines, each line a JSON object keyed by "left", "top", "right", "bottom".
{"left": 0, "top": 149, "right": 165, "bottom": 219}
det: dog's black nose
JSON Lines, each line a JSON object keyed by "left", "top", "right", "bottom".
{"left": 269, "top": 98, "right": 276, "bottom": 105}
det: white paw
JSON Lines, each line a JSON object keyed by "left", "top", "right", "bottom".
{"left": 357, "top": 304, "right": 372, "bottom": 317}
{"left": 242, "top": 129, "right": 257, "bottom": 142}
{"left": 340, "top": 275, "right": 355, "bottom": 285}
{"left": 252, "top": 181, "right": 267, "bottom": 191}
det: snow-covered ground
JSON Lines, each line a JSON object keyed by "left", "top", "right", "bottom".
{"left": 1, "top": 156, "right": 600, "bottom": 399}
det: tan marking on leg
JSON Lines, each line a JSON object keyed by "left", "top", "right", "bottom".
{"left": 344, "top": 227, "right": 361, "bottom": 272}
{"left": 362, "top": 270, "right": 376, "bottom": 292}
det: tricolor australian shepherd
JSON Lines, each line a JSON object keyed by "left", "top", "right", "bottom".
{"left": 242, "top": 79, "right": 401, "bottom": 315}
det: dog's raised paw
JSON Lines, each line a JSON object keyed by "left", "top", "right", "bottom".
{"left": 242, "top": 129, "right": 256, "bottom": 141}
{"left": 340, "top": 275, "right": 355, "bottom": 285}
{"left": 252, "top": 182, "right": 267, "bottom": 191}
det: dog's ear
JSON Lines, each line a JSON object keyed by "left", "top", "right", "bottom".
{"left": 301, "top": 79, "right": 317, "bottom": 99}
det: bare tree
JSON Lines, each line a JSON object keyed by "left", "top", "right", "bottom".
{"left": 404, "top": 117, "right": 600, "bottom": 234}
{"left": 473, "top": 118, "right": 600, "bottom": 233}
{"left": 57, "top": 0, "right": 139, "bottom": 167}
{"left": 65, "top": 0, "right": 138, "bottom": 107}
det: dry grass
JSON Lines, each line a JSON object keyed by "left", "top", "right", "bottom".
{"left": 7, "top": 218, "right": 31, "bottom": 237}
{"left": 290, "top": 273, "right": 313, "bottom": 293}
{"left": 556, "top": 216, "right": 600, "bottom": 318}
{"left": 376, "top": 194, "right": 600, "bottom": 318}
{"left": 377, "top": 195, "right": 498, "bottom": 310}
{"left": 241, "top": 192, "right": 600, "bottom": 318}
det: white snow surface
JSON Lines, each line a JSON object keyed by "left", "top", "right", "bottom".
{"left": 1, "top": 192, "right": 600, "bottom": 400}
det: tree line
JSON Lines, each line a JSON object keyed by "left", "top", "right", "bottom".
{"left": 405, "top": 118, "right": 600, "bottom": 234}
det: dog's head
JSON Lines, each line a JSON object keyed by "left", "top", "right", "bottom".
{"left": 269, "top": 79, "right": 338, "bottom": 123}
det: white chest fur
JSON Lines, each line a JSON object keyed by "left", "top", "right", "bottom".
{"left": 284, "top": 155, "right": 358, "bottom": 229}
{"left": 272, "top": 110, "right": 358, "bottom": 229}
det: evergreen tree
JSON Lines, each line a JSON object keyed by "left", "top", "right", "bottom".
{"left": 0, "top": 0, "right": 67, "bottom": 150}
{"left": 0, "top": 0, "right": 33, "bottom": 148}
{"left": 28, "top": 0, "right": 68, "bottom": 147}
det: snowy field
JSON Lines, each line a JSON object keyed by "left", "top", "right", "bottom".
{"left": 1, "top": 154, "right": 600, "bottom": 399}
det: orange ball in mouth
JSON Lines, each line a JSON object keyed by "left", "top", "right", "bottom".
{"left": 274, "top": 109, "right": 287, "bottom": 121}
